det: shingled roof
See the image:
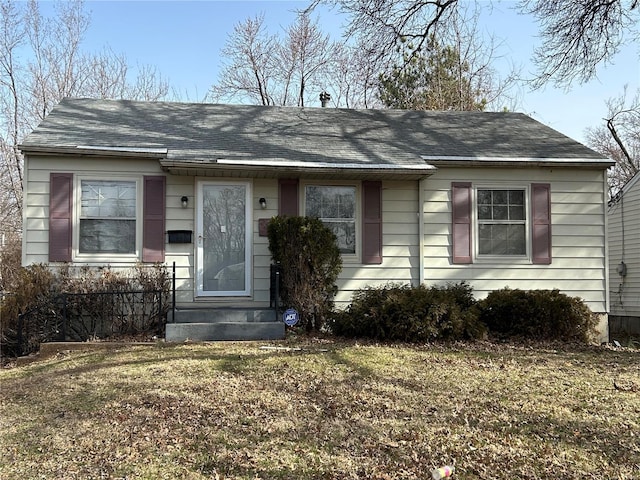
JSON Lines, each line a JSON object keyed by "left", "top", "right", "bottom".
{"left": 20, "top": 98, "right": 611, "bottom": 178}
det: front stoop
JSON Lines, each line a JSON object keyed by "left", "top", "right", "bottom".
{"left": 165, "top": 308, "right": 285, "bottom": 342}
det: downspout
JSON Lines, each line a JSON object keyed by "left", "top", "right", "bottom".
{"left": 419, "top": 177, "right": 426, "bottom": 285}
{"left": 601, "top": 171, "right": 614, "bottom": 344}
{"left": 604, "top": 172, "right": 611, "bottom": 315}
{"left": 21, "top": 153, "right": 28, "bottom": 267}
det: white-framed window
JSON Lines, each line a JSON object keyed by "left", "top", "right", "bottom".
{"left": 476, "top": 187, "right": 527, "bottom": 257}
{"left": 76, "top": 177, "right": 141, "bottom": 258}
{"left": 304, "top": 184, "right": 357, "bottom": 254}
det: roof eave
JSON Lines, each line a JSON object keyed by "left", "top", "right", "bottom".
{"left": 421, "top": 155, "right": 615, "bottom": 168}
{"left": 159, "top": 159, "right": 436, "bottom": 180}
{"left": 18, "top": 144, "right": 168, "bottom": 159}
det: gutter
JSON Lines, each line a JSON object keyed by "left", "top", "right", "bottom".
{"left": 421, "top": 155, "right": 615, "bottom": 168}
{"left": 419, "top": 177, "right": 426, "bottom": 286}
{"left": 18, "top": 145, "right": 169, "bottom": 158}
{"left": 160, "top": 158, "right": 437, "bottom": 179}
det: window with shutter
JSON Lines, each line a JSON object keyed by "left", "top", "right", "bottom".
{"left": 531, "top": 183, "right": 551, "bottom": 264}
{"left": 451, "top": 182, "right": 552, "bottom": 265}
{"left": 61, "top": 174, "right": 167, "bottom": 262}
{"left": 452, "top": 182, "right": 472, "bottom": 264}
{"left": 49, "top": 173, "right": 73, "bottom": 262}
{"left": 278, "top": 179, "right": 299, "bottom": 216}
{"left": 305, "top": 185, "right": 356, "bottom": 254}
{"left": 362, "top": 180, "right": 382, "bottom": 264}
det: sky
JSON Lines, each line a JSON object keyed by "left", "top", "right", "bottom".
{"left": 69, "top": 0, "right": 640, "bottom": 145}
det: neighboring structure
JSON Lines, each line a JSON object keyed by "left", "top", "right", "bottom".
{"left": 608, "top": 171, "right": 640, "bottom": 336}
{"left": 20, "top": 98, "right": 614, "bottom": 341}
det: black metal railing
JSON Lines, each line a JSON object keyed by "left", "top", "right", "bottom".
{"left": 6, "top": 289, "right": 166, "bottom": 358}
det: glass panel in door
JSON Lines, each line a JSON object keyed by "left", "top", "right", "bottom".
{"left": 200, "top": 183, "right": 249, "bottom": 295}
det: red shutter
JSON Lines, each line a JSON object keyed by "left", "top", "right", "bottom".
{"left": 362, "top": 180, "right": 382, "bottom": 264}
{"left": 143, "top": 176, "right": 166, "bottom": 262}
{"left": 278, "top": 179, "right": 299, "bottom": 216}
{"left": 452, "top": 182, "right": 472, "bottom": 264}
{"left": 532, "top": 183, "right": 551, "bottom": 265}
{"left": 49, "top": 173, "right": 73, "bottom": 262}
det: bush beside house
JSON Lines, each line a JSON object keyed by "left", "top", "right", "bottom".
{"left": 332, "top": 283, "right": 597, "bottom": 343}
{"left": 0, "top": 264, "right": 170, "bottom": 359}
{"left": 267, "top": 216, "right": 342, "bottom": 333}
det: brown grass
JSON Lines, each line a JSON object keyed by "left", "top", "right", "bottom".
{"left": 0, "top": 338, "right": 638, "bottom": 479}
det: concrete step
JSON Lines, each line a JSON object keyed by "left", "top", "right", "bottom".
{"left": 165, "top": 321, "right": 285, "bottom": 342}
{"left": 169, "top": 307, "right": 277, "bottom": 324}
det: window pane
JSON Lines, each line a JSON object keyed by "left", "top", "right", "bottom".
{"left": 509, "top": 190, "right": 524, "bottom": 205}
{"left": 79, "top": 219, "right": 136, "bottom": 253}
{"left": 305, "top": 186, "right": 356, "bottom": 254}
{"left": 477, "top": 188, "right": 527, "bottom": 257}
{"left": 81, "top": 180, "right": 136, "bottom": 218}
{"left": 478, "top": 205, "right": 492, "bottom": 220}
{"left": 477, "top": 190, "right": 492, "bottom": 205}
{"left": 493, "top": 205, "right": 508, "bottom": 220}
{"left": 326, "top": 221, "right": 356, "bottom": 254}
{"left": 305, "top": 186, "right": 355, "bottom": 219}
{"left": 506, "top": 224, "right": 526, "bottom": 254}
{"left": 493, "top": 190, "right": 508, "bottom": 204}
{"left": 478, "top": 224, "right": 492, "bottom": 255}
{"left": 509, "top": 205, "right": 525, "bottom": 220}
{"left": 478, "top": 224, "right": 525, "bottom": 256}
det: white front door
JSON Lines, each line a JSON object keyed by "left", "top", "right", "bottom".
{"left": 196, "top": 180, "right": 251, "bottom": 297}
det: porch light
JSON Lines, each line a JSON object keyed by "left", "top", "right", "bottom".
{"left": 259, "top": 197, "right": 267, "bottom": 209}
{"left": 181, "top": 196, "right": 189, "bottom": 208}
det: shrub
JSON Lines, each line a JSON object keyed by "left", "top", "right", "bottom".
{"left": 1, "top": 264, "right": 170, "bottom": 359}
{"left": 267, "top": 216, "right": 342, "bottom": 333}
{"left": 478, "top": 288, "right": 598, "bottom": 342}
{"left": 0, "top": 233, "right": 22, "bottom": 292}
{"left": 331, "top": 282, "right": 485, "bottom": 342}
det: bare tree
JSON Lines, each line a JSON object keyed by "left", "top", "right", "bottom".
{"left": 378, "top": 4, "right": 520, "bottom": 111}
{"left": 208, "top": 14, "right": 278, "bottom": 105}
{"left": 210, "top": 12, "right": 349, "bottom": 107}
{"left": 312, "top": 0, "right": 638, "bottom": 89}
{"left": 326, "top": 41, "right": 381, "bottom": 109}
{"left": 587, "top": 88, "right": 640, "bottom": 194}
{"left": 309, "top": 0, "right": 459, "bottom": 66}
{"left": 518, "top": 0, "right": 639, "bottom": 88}
{"left": 0, "top": 0, "right": 171, "bottom": 237}
{"left": 282, "top": 13, "right": 335, "bottom": 107}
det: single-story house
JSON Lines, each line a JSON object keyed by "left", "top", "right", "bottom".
{"left": 608, "top": 171, "right": 640, "bottom": 336}
{"left": 20, "top": 98, "right": 614, "bottom": 342}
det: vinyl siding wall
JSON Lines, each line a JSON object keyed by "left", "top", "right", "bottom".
{"left": 23, "top": 157, "right": 609, "bottom": 314}
{"left": 422, "top": 167, "right": 608, "bottom": 314}
{"left": 608, "top": 176, "right": 640, "bottom": 317}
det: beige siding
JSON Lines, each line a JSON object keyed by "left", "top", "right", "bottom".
{"left": 23, "top": 157, "right": 609, "bottom": 315}
{"left": 422, "top": 167, "right": 608, "bottom": 313}
{"left": 335, "top": 181, "right": 420, "bottom": 306}
{"left": 609, "top": 175, "right": 640, "bottom": 317}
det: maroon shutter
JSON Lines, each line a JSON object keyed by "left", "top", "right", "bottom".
{"left": 143, "top": 176, "right": 166, "bottom": 262}
{"left": 362, "top": 180, "right": 382, "bottom": 264}
{"left": 49, "top": 173, "right": 73, "bottom": 262}
{"left": 278, "top": 179, "right": 299, "bottom": 216}
{"left": 452, "top": 182, "right": 472, "bottom": 264}
{"left": 532, "top": 183, "right": 551, "bottom": 265}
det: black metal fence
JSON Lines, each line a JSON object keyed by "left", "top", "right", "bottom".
{"left": 4, "top": 289, "right": 166, "bottom": 358}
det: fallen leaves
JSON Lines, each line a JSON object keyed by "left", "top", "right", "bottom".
{"left": 0, "top": 339, "right": 638, "bottom": 479}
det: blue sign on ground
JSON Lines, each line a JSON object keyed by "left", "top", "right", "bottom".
{"left": 283, "top": 308, "right": 299, "bottom": 326}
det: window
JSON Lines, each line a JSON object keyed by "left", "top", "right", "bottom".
{"left": 477, "top": 189, "right": 526, "bottom": 256}
{"left": 79, "top": 180, "right": 137, "bottom": 254}
{"left": 305, "top": 185, "right": 356, "bottom": 254}
{"left": 452, "top": 182, "right": 551, "bottom": 265}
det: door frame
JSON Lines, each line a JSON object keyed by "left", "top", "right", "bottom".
{"left": 195, "top": 179, "right": 252, "bottom": 297}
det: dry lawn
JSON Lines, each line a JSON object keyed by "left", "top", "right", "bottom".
{"left": 0, "top": 339, "right": 638, "bottom": 479}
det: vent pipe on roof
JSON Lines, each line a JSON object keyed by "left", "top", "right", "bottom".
{"left": 319, "top": 91, "right": 331, "bottom": 107}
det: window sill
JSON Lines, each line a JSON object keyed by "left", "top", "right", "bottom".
{"left": 473, "top": 256, "right": 532, "bottom": 265}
